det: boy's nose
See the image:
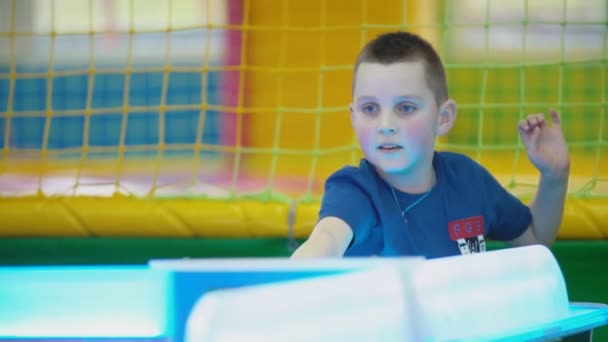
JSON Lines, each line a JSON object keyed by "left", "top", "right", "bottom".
{"left": 378, "top": 126, "right": 398, "bottom": 134}
{"left": 377, "top": 116, "right": 399, "bottom": 135}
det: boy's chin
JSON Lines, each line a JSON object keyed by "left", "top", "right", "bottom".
{"left": 370, "top": 159, "right": 411, "bottom": 174}
{"left": 380, "top": 166, "right": 410, "bottom": 174}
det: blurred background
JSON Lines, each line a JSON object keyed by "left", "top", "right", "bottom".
{"left": 0, "top": 0, "right": 607, "bottom": 337}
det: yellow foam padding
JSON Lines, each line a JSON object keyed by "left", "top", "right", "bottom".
{"left": 561, "top": 198, "right": 608, "bottom": 239}
{"left": 0, "top": 195, "right": 606, "bottom": 239}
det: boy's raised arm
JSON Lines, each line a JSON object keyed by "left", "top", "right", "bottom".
{"left": 509, "top": 110, "right": 570, "bottom": 247}
{"left": 290, "top": 217, "right": 354, "bottom": 258}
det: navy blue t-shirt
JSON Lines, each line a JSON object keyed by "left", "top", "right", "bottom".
{"left": 318, "top": 151, "right": 532, "bottom": 259}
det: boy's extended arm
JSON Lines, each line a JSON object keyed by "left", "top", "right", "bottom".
{"left": 290, "top": 217, "right": 353, "bottom": 258}
{"left": 509, "top": 110, "right": 570, "bottom": 248}
{"left": 512, "top": 172, "right": 569, "bottom": 247}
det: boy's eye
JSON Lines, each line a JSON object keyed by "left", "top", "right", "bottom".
{"left": 397, "top": 103, "right": 416, "bottom": 113}
{"left": 361, "top": 104, "right": 379, "bottom": 114}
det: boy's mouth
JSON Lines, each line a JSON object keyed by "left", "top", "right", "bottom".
{"left": 377, "top": 143, "right": 403, "bottom": 151}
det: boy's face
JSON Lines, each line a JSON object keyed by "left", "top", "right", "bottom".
{"left": 350, "top": 61, "right": 444, "bottom": 176}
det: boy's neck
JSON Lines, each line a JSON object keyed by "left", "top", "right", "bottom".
{"left": 377, "top": 162, "right": 436, "bottom": 195}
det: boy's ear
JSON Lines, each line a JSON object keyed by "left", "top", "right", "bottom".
{"left": 348, "top": 103, "right": 355, "bottom": 125}
{"left": 436, "top": 99, "right": 457, "bottom": 136}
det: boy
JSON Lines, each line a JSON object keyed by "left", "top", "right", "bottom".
{"left": 291, "top": 31, "right": 570, "bottom": 259}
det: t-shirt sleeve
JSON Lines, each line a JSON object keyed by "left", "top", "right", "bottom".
{"left": 477, "top": 164, "right": 532, "bottom": 241}
{"left": 318, "top": 169, "right": 376, "bottom": 246}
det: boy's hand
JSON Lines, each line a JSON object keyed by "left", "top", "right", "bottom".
{"left": 518, "top": 110, "right": 570, "bottom": 181}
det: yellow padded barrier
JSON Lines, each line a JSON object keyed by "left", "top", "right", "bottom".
{"left": 1, "top": 196, "right": 606, "bottom": 240}
{"left": 561, "top": 198, "right": 608, "bottom": 239}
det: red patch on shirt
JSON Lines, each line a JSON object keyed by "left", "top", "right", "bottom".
{"left": 448, "top": 216, "right": 485, "bottom": 240}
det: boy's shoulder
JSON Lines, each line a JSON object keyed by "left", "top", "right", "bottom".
{"left": 435, "top": 151, "right": 502, "bottom": 194}
{"left": 436, "top": 150, "right": 477, "bottom": 165}
{"left": 325, "top": 159, "right": 377, "bottom": 187}
{"left": 435, "top": 151, "right": 485, "bottom": 175}
{"left": 321, "top": 159, "right": 379, "bottom": 213}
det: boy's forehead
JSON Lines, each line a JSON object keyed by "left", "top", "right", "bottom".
{"left": 353, "top": 61, "right": 431, "bottom": 97}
